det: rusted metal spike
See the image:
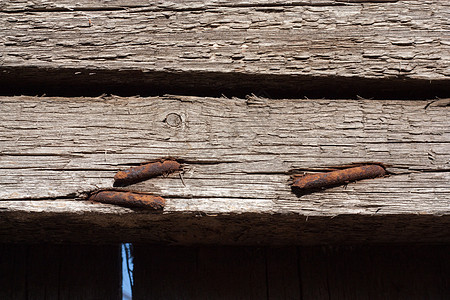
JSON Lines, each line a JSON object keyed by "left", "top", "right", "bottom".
{"left": 292, "top": 164, "right": 386, "bottom": 192}
{"left": 89, "top": 191, "right": 165, "bottom": 209}
{"left": 114, "top": 160, "right": 181, "bottom": 187}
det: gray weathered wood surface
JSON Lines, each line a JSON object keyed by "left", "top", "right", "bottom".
{"left": 1, "top": 0, "right": 448, "bottom": 79}
{"left": 1, "top": 95, "right": 449, "bottom": 244}
{"left": 1, "top": 0, "right": 449, "bottom": 98}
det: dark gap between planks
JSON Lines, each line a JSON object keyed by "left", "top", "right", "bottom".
{"left": 1, "top": 67, "right": 449, "bottom": 100}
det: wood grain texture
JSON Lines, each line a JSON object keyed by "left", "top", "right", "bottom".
{"left": 0, "top": 244, "right": 121, "bottom": 300}
{"left": 300, "top": 245, "right": 450, "bottom": 299}
{"left": 266, "top": 247, "right": 301, "bottom": 299}
{"left": 1, "top": 205, "right": 449, "bottom": 244}
{"left": 0, "top": 95, "right": 448, "bottom": 244}
{"left": 132, "top": 245, "right": 450, "bottom": 300}
{"left": 0, "top": 0, "right": 449, "bottom": 98}
{"left": 133, "top": 246, "right": 282, "bottom": 300}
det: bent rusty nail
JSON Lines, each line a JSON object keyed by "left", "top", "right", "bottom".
{"left": 114, "top": 160, "right": 181, "bottom": 187}
{"left": 89, "top": 190, "right": 165, "bottom": 209}
{"left": 292, "top": 164, "right": 386, "bottom": 192}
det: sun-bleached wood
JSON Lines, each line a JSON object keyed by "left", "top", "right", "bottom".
{"left": 0, "top": 95, "right": 448, "bottom": 244}
{"left": 1, "top": 0, "right": 448, "bottom": 78}
{"left": 1, "top": 0, "right": 449, "bottom": 98}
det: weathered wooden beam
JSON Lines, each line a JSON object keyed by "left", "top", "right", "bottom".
{"left": 0, "top": 95, "right": 448, "bottom": 244}
{"left": 1, "top": 0, "right": 449, "bottom": 98}
{"left": 1, "top": 207, "right": 450, "bottom": 244}
{"left": 1, "top": 95, "right": 448, "bottom": 199}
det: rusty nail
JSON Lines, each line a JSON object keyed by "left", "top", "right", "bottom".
{"left": 114, "top": 160, "right": 181, "bottom": 187}
{"left": 292, "top": 164, "right": 386, "bottom": 192}
{"left": 89, "top": 190, "right": 165, "bottom": 209}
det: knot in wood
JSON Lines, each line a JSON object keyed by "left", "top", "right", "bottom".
{"left": 165, "top": 113, "right": 182, "bottom": 127}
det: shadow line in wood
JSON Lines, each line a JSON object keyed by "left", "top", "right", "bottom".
{"left": 1, "top": 67, "right": 449, "bottom": 100}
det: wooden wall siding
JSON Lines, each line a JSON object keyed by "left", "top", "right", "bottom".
{"left": 0, "top": 95, "right": 448, "bottom": 244}
{"left": 0, "top": 0, "right": 449, "bottom": 97}
{"left": 0, "top": 244, "right": 121, "bottom": 300}
{"left": 133, "top": 245, "right": 450, "bottom": 300}
{"left": 299, "top": 245, "right": 450, "bottom": 299}
{"left": 133, "top": 246, "right": 300, "bottom": 299}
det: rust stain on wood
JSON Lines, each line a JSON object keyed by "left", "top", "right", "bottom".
{"left": 89, "top": 190, "right": 165, "bottom": 209}
{"left": 292, "top": 165, "right": 386, "bottom": 193}
{"left": 114, "top": 160, "right": 181, "bottom": 187}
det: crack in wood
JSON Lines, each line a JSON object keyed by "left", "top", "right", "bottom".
{"left": 0, "top": 0, "right": 399, "bottom": 14}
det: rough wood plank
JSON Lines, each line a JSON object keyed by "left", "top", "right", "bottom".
{"left": 1, "top": 95, "right": 448, "bottom": 202}
{"left": 266, "top": 247, "right": 301, "bottom": 299}
{"left": 0, "top": 95, "right": 449, "bottom": 244}
{"left": 133, "top": 246, "right": 273, "bottom": 299}
{"left": 196, "top": 247, "right": 267, "bottom": 299}
{"left": 132, "top": 246, "right": 199, "bottom": 299}
{"left": 0, "top": 244, "right": 121, "bottom": 300}
{"left": 0, "top": 245, "right": 27, "bottom": 299}
{"left": 0, "top": 204, "right": 449, "bottom": 244}
{"left": 134, "top": 245, "right": 449, "bottom": 299}
{"left": 300, "top": 245, "right": 450, "bottom": 299}
{"left": 1, "top": 1, "right": 449, "bottom": 97}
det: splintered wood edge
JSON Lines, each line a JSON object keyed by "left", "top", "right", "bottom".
{"left": 0, "top": 199, "right": 449, "bottom": 245}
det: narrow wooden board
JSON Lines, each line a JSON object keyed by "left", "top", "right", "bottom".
{"left": 1, "top": 0, "right": 449, "bottom": 97}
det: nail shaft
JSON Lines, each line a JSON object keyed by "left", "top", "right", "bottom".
{"left": 114, "top": 160, "right": 181, "bottom": 187}
{"left": 89, "top": 191, "right": 165, "bottom": 209}
{"left": 292, "top": 164, "right": 385, "bottom": 192}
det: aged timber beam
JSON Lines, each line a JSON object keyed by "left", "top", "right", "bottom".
{"left": 1, "top": 0, "right": 449, "bottom": 98}
{"left": 1, "top": 205, "right": 450, "bottom": 245}
{"left": 0, "top": 95, "right": 449, "bottom": 244}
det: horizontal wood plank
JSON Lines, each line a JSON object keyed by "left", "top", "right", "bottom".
{"left": 1, "top": 206, "right": 449, "bottom": 244}
{"left": 0, "top": 95, "right": 449, "bottom": 244}
{"left": 1, "top": 0, "right": 449, "bottom": 98}
{"left": 1, "top": 95, "right": 449, "bottom": 199}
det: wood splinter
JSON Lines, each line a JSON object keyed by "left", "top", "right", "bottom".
{"left": 89, "top": 190, "right": 165, "bottom": 209}
{"left": 114, "top": 160, "right": 181, "bottom": 187}
{"left": 292, "top": 164, "right": 386, "bottom": 193}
